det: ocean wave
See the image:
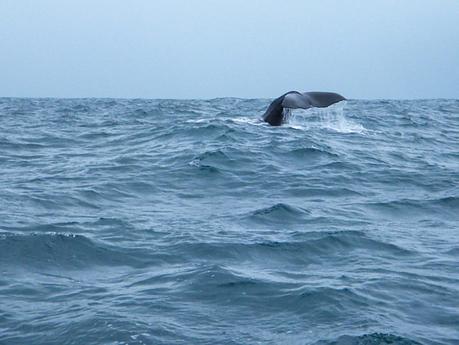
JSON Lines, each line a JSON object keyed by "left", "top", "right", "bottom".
{"left": 167, "top": 231, "right": 413, "bottom": 266}
{"left": 247, "top": 203, "right": 312, "bottom": 225}
{"left": 363, "top": 196, "right": 459, "bottom": 220}
{"left": 0, "top": 232, "right": 149, "bottom": 269}
{"left": 313, "top": 333, "right": 422, "bottom": 345}
{"left": 287, "top": 146, "right": 338, "bottom": 158}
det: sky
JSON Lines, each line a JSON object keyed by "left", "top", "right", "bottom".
{"left": 1, "top": 0, "right": 458, "bottom": 99}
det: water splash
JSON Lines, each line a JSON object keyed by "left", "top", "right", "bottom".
{"left": 285, "top": 102, "right": 366, "bottom": 133}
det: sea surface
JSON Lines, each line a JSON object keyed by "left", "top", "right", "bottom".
{"left": 0, "top": 97, "right": 458, "bottom": 345}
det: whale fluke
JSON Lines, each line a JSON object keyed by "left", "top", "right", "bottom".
{"left": 262, "top": 91, "right": 346, "bottom": 126}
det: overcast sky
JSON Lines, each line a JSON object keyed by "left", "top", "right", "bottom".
{"left": 1, "top": 0, "right": 458, "bottom": 99}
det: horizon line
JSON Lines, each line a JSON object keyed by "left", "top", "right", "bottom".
{"left": 1, "top": 95, "right": 457, "bottom": 101}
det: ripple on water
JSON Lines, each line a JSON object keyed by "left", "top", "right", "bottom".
{"left": 0, "top": 98, "right": 458, "bottom": 345}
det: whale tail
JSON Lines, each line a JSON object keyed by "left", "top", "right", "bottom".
{"left": 262, "top": 91, "right": 346, "bottom": 126}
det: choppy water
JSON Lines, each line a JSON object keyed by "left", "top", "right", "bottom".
{"left": 0, "top": 97, "right": 458, "bottom": 345}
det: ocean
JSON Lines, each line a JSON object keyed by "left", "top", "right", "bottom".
{"left": 0, "top": 97, "right": 458, "bottom": 345}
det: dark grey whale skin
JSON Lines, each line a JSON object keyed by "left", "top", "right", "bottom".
{"left": 262, "top": 91, "right": 346, "bottom": 126}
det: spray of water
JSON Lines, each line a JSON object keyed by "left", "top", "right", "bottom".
{"left": 284, "top": 102, "right": 365, "bottom": 133}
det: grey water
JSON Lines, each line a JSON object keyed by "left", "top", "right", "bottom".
{"left": 0, "top": 97, "right": 458, "bottom": 345}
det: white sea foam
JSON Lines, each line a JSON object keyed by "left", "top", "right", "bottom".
{"left": 185, "top": 118, "right": 210, "bottom": 124}
{"left": 230, "top": 117, "right": 264, "bottom": 126}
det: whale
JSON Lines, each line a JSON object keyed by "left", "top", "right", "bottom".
{"left": 262, "top": 91, "right": 346, "bottom": 126}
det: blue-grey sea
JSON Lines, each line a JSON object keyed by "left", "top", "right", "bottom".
{"left": 0, "top": 97, "right": 458, "bottom": 345}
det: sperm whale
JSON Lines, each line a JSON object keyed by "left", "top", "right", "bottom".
{"left": 262, "top": 91, "right": 346, "bottom": 126}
